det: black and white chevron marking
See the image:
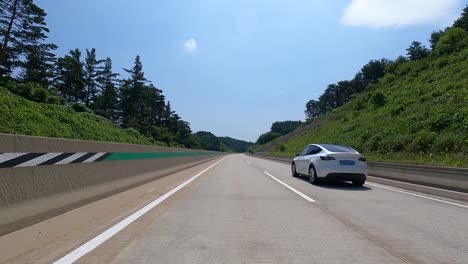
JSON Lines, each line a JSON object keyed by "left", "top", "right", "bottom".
{"left": 0, "top": 152, "right": 111, "bottom": 169}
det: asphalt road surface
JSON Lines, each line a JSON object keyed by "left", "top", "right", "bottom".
{"left": 2, "top": 154, "right": 468, "bottom": 264}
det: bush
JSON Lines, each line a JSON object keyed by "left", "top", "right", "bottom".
{"left": 407, "top": 130, "right": 438, "bottom": 153}
{"left": 276, "top": 143, "right": 286, "bottom": 152}
{"left": 4, "top": 82, "right": 66, "bottom": 105}
{"left": 432, "top": 133, "right": 464, "bottom": 153}
{"left": 379, "top": 135, "right": 413, "bottom": 153}
{"left": 71, "top": 103, "right": 94, "bottom": 114}
{"left": 370, "top": 92, "right": 386, "bottom": 107}
{"left": 426, "top": 113, "right": 453, "bottom": 132}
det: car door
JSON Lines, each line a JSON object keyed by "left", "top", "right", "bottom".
{"left": 296, "top": 146, "right": 311, "bottom": 174}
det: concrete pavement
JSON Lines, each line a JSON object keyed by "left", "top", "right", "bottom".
{"left": 2, "top": 154, "right": 468, "bottom": 263}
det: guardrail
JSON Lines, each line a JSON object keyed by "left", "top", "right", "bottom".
{"left": 0, "top": 133, "right": 223, "bottom": 236}
{"left": 251, "top": 154, "right": 468, "bottom": 193}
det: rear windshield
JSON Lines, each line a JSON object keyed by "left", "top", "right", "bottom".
{"left": 320, "top": 144, "right": 355, "bottom": 153}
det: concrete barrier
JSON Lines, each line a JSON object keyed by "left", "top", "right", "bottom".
{"left": 0, "top": 133, "right": 222, "bottom": 235}
{"left": 251, "top": 154, "right": 468, "bottom": 193}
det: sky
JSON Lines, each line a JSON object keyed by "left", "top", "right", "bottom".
{"left": 36, "top": 0, "right": 465, "bottom": 142}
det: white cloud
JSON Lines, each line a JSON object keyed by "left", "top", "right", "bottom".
{"left": 341, "top": 0, "right": 460, "bottom": 28}
{"left": 183, "top": 38, "right": 197, "bottom": 53}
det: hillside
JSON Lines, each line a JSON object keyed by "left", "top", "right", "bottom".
{"left": 255, "top": 28, "right": 468, "bottom": 167}
{"left": 0, "top": 86, "right": 153, "bottom": 144}
{"left": 194, "top": 131, "right": 254, "bottom": 153}
{"left": 218, "top": 136, "right": 255, "bottom": 153}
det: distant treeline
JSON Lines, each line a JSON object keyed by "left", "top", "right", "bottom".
{"left": 256, "top": 120, "right": 303, "bottom": 145}
{"left": 194, "top": 131, "right": 254, "bottom": 152}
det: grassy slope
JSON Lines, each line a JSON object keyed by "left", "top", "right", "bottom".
{"left": 0, "top": 86, "right": 152, "bottom": 145}
{"left": 262, "top": 48, "right": 468, "bottom": 167}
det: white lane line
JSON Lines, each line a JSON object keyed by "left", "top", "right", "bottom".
{"left": 264, "top": 171, "right": 316, "bottom": 203}
{"left": 245, "top": 161, "right": 253, "bottom": 165}
{"left": 54, "top": 157, "right": 226, "bottom": 264}
{"left": 367, "top": 182, "right": 468, "bottom": 209}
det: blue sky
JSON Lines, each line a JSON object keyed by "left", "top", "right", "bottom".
{"left": 36, "top": 0, "right": 464, "bottom": 142}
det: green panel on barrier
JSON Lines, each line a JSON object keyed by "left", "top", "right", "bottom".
{"left": 103, "top": 152, "right": 214, "bottom": 161}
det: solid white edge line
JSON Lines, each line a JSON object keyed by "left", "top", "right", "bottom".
{"left": 264, "top": 171, "right": 316, "bottom": 203}
{"left": 366, "top": 182, "right": 468, "bottom": 209}
{"left": 54, "top": 157, "right": 226, "bottom": 264}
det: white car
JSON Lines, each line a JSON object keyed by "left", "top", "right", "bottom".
{"left": 291, "top": 144, "right": 367, "bottom": 186}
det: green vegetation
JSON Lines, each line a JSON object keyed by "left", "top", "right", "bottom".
{"left": 255, "top": 9, "right": 468, "bottom": 167}
{"left": 256, "top": 121, "right": 303, "bottom": 145}
{"left": 194, "top": 131, "right": 253, "bottom": 152}
{"left": 0, "top": 1, "right": 199, "bottom": 148}
{"left": 0, "top": 86, "right": 151, "bottom": 144}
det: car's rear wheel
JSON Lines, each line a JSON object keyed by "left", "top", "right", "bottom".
{"left": 352, "top": 177, "right": 366, "bottom": 186}
{"left": 291, "top": 163, "right": 298, "bottom": 177}
{"left": 309, "top": 166, "right": 320, "bottom": 185}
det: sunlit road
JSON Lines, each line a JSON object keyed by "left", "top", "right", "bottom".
{"left": 3, "top": 154, "right": 468, "bottom": 264}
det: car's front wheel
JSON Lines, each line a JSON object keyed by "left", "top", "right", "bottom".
{"left": 309, "top": 166, "right": 320, "bottom": 185}
{"left": 291, "top": 163, "right": 298, "bottom": 177}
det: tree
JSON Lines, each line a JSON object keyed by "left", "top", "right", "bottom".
{"left": 453, "top": 5, "right": 468, "bottom": 31}
{"left": 55, "top": 49, "right": 85, "bottom": 102}
{"left": 141, "top": 84, "right": 165, "bottom": 134}
{"left": 358, "top": 59, "right": 389, "bottom": 87}
{"left": 271, "top": 121, "right": 303, "bottom": 135}
{"left": 95, "top": 57, "right": 119, "bottom": 121}
{"left": 406, "top": 41, "right": 430, "bottom": 61}
{"left": 19, "top": 43, "right": 57, "bottom": 87}
{"left": 163, "top": 101, "right": 174, "bottom": 127}
{"left": 84, "top": 48, "right": 103, "bottom": 107}
{"left": 433, "top": 27, "right": 467, "bottom": 55}
{"left": 0, "top": 0, "right": 56, "bottom": 79}
{"left": 305, "top": 99, "right": 322, "bottom": 119}
{"left": 120, "top": 55, "right": 148, "bottom": 129}
{"left": 429, "top": 30, "right": 445, "bottom": 50}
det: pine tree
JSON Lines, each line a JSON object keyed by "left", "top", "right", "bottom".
{"left": 95, "top": 57, "right": 119, "bottom": 121}
{"left": 55, "top": 49, "right": 85, "bottom": 102}
{"left": 20, "top": 43, "right": 57, "bottom": 87}
{"left": 120, "top": 55, "right": 148, "bottom": 129}
{"left": 84, "top": 48, "right": 103, "bottom": 107}
{"left": 0, "top": 0, "right": 56, "bottom": 80}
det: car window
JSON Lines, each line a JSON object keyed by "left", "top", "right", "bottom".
{"left": 308, "top": 146, "right": 322, "bottom": 155}
{"left": 300, "top": 146, "right": 310, "bottom": 156}
{"left": 320, "top": 144, "right": 355, "bottom": 152}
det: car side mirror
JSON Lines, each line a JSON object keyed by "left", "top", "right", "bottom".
{"left": 295, "top": 153, "right": 300, "bottom": 157}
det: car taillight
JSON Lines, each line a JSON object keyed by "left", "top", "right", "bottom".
{"left": 359, "top": 157, "right": 367, "bottom": 162}
{"left": 320, "top": 156, "right": 335, "bottom": 161}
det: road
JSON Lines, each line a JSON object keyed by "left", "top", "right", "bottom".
{"left": 2, "top": 154, "right": 468, "bottom": 264}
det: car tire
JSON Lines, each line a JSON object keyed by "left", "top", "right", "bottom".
{"left": 352, "top": 177, "right": 366, "bottom": 186}
{"left": 309, "top": 165, "right": 320, "bottom": 185}
{"left": 291, "top": 163, "right": 298, "bottom": 177}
